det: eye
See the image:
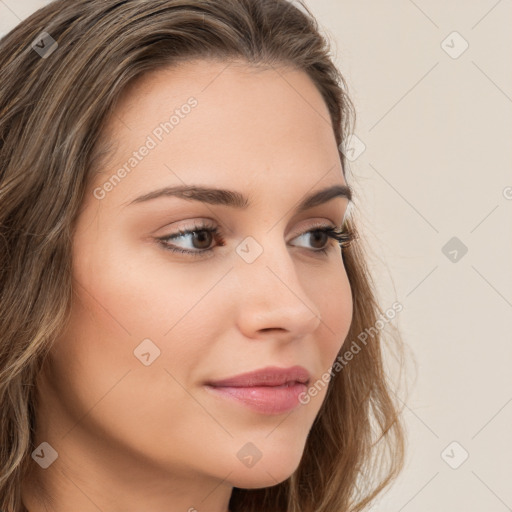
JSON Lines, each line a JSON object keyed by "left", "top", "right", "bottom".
{"left": 156, "top": 221, "right": 355, "bottom": 258}
{"left": 156, "top": 221, "right": 223, "bottom": 258}
{"left": 289, "top": 222, "right": 355, "bottom": 255}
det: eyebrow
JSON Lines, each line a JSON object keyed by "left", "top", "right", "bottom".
{"left": 126, "top": 183, "right": 352, "bottom": 212}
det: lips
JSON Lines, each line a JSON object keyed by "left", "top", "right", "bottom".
{"left": 206, "top": 365, "right": 310, "bottom": 388}
{"left": 204, "top": 365, "right": 311, "bottom": 415}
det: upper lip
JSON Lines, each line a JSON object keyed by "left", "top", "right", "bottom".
{"left": 206, "top": 365, "right": 310, "bottom": 387}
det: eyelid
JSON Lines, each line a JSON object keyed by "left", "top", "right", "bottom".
{"left": 160, "top": 217, "right": 342, "bottom": 241}
{"left": 289, "top": 219, "right": 341, "bottom": 238}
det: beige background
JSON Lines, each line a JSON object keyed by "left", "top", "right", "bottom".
{"left": 1, "top": 1, "right": 511, "bottom": 510}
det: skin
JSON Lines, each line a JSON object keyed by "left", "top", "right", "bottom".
{"left": 21, "top": 59, "right": 353, "bottom": 512}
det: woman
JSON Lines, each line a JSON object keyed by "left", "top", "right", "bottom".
{"left": 0, "top": 0, "right": 405, "bottom": 510}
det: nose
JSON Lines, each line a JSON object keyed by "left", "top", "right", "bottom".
{"left": 233, "top": 237, "right": 323, "bottom": 341}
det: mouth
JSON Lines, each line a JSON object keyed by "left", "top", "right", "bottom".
{"left": 204, "top": 365, "right": 310, "bottom": 415}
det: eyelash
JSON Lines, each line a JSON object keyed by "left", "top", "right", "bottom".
{"left": 157, "top": 221, "right": 355, "bottom": 259}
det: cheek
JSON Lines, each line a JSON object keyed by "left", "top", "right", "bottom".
{"left": 70, "top": 226, "right": 209, "bottom": 342}
{"left": 46, "top": 238, "right": 221, "bottom": 465}
{"left": 309, "top": 259, "right": 353, "bottom": 365}
{"left": 61, "top": 225, "right": 227, "bottom": 384}
{"left": 287, "top": 263, "right": 352, "bottom": 418}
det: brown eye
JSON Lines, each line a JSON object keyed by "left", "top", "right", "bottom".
{"left": 308, "top": 230, "right": 329, "bottom": 250}
{"left": 290, "top": 225, "right": 355, "bottom": 255}
{"left": 187, "top": 230, "right": 214, "bottom": 250}
{"left": 157, "top": 223, "right": 223, "bottom": 257}
{"left": 290, "top": 226, "right": 335, "bottom": 252}
{"left": 157, "top": 221, "right": 354, "bottom": 259}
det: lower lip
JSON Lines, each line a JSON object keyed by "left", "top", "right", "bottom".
{"left": 205, "top": 382, "right": 308, "bottom": 415}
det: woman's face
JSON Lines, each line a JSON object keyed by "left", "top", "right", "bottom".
{"left": 30, "top": 59, "right": 353, "bottom": 508}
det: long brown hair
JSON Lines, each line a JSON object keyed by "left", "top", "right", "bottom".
{"left": 0, "top": 1, "right": 406, "bottom": 510}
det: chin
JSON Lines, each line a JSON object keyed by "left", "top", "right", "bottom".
{"left": 229, "top": 451, "right": 304, "bottom": 489}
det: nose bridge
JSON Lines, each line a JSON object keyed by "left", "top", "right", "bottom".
{"left": 232, "top": 231, "right": 322, "bottom": 337}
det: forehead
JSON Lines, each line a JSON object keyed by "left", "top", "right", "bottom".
{"left": 90, "top": 59, "right": 345, "bottom": 205}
